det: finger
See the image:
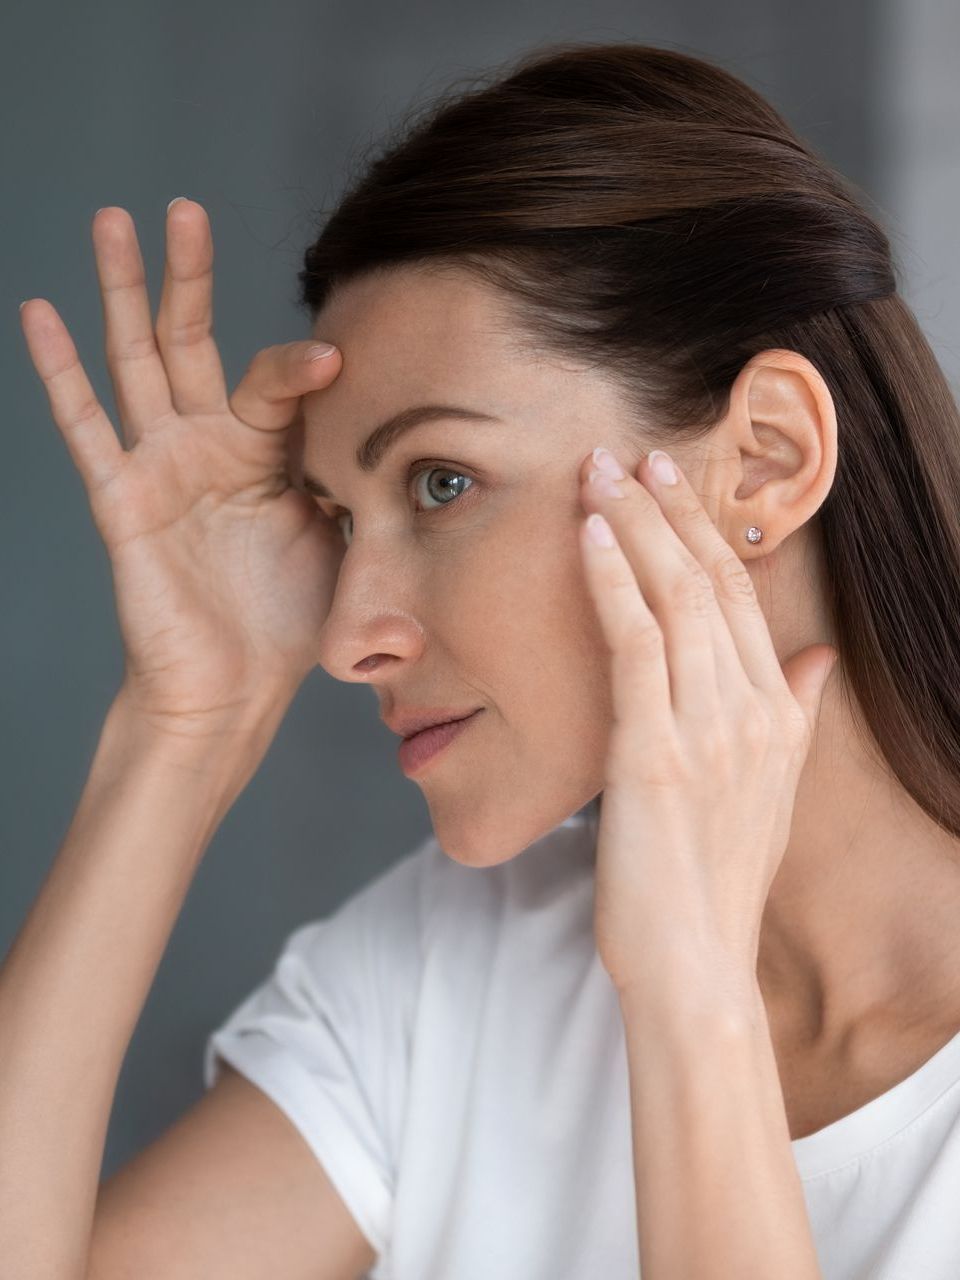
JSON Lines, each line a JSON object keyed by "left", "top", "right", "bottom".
{"left": 636, "top": 449, "right": 788, "bottom": 695}
{"left": 581, "top": 450, "right": 730, "bottom": 718}
{"left": 579, "top": 510, "right": 675, "bottom": 748}
{"left": 93, "top": 207, "right": 175, "bottom": 446}
{"left": 20, "top": 298, "right": 126, "bottom": 496}
{"left": 229, "top": 339, "right": 341, "bottom": 434}
{"left": 154, "top": 198, "right": 229, "bottom": 416}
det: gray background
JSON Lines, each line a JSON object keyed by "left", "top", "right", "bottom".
{"left": 2, "top": 0, "right": 957, "bottom": 1179}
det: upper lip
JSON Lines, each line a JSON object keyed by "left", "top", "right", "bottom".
{"left": 383, "top": 707, "right": 482, "bottom": 739}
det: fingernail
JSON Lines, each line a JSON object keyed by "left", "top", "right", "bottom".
{"left": 306, "top": 343, "right": 338, "bottom": 360}
{"left": 592, "top": 446, "right": 626, "bottom": 478}
{"left": 649, "top": 449, "right": 678, "bottom": 485}
{"left": 167, "top": 196, "right": 189, "bottom": 211}
{"left": 587, "top": 512, "right": 616, "bottom": 547}
{"left": 589, "top": 471, "right": 626, "bottom": 498}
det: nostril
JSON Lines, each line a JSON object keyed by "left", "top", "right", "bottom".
{"left": 356, "top": 654, "right": 386, "bottom": 673}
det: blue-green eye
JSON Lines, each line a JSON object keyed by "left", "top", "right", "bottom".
{"left": 330, "top": 464, "right": 474, "bottom": 545}
{"left": 411, "top": 465, "right": 473, "bottom": 512}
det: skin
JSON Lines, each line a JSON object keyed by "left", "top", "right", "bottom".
{"left": 297, "top": 263, "right": 960, "bottom": 1104}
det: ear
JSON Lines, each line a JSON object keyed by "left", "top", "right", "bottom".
{"left": 716, "top": 351, "right": 839, "bottom": 555}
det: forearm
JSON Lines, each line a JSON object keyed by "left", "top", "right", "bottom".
{"left": 0, "top": 690, "right": 279, "bottom": 1280}
{"left": 619, "top": 972, "right": 821, "bottom": 1279}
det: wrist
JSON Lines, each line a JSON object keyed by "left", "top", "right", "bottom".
{"left": 615, "top": 943, "right": 764, "bottom": 1029}
{"left": 102, "top": 683, "right": 293, "bottom": 785}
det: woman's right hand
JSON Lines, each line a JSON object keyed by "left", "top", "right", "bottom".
{"left": 20, "top": 199, "right": 345, "bottom": 741}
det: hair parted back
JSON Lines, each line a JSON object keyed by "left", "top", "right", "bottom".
{"left": 297, "top": 40, "right": 960, "bottom": 843}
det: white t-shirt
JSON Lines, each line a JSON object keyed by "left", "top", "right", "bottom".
{"left": 203, "top": 810, "right": 960, "bottom": 1279}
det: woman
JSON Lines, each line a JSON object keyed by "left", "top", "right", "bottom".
{"left": 7, "top": 39, "right": 960, "bottom": 1280}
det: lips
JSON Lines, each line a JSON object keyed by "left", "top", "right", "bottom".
{"left": 397, "top": 710, "right": 482, "bottom": 775}
{"left": 387, "top": 708, "right": 483, "bottom": 739}
{"left": 402, "top": 712, "right": 477, "bottom": 740}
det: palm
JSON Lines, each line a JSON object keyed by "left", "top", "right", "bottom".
{"left": 104, "top": 417, "right": 342, "bottom": 720}
{"left": 20, "top": 200, "right": 344, "bottom": 731}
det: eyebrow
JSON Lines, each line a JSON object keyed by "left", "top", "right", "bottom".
{"left": 300, "top": 404, "right": 502, "bottom": 500}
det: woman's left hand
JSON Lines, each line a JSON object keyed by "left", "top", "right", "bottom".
{"left": 578, "top": 445, "right": 838, "bottom": 1002}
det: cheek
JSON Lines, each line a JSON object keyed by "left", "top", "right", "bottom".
{"left": 423, "top": 506, "right": 612, "bottom": 726}
{"left": 436, "top": 502, "right": 577, "bottom": 635}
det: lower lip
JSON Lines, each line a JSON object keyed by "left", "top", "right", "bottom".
{"left": 398, "top": 710, "right": 483, "bottom": 775}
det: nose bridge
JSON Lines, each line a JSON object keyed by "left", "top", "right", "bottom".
{"left": 316, "top": 534, "right": 426, "bottom": 680}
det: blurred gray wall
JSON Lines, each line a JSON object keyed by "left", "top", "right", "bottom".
{"left": 1, "top": 0, "right": 954, "bottom": 1178}
{"left": 876, "top": 0, "right": 960, "bottom": 401}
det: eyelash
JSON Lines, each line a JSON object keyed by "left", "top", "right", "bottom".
{"left": 322, "top": 460, "right": 476, "bottom": 540}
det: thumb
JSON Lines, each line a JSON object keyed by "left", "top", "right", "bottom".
{"left": 229, "top": 340, "right": 342, "bottom": 434}
{"left": 780, "top": 643, "right": 839, "bottom": 741}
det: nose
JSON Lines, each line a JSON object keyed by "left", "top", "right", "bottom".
{"left": 315, "top": 543, "right": 426, "bottom": 683}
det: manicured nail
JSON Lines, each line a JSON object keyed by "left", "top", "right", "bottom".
{"left": 648, "top": 449, "right": 678, "bottom": 485}
{"left": 592, "top": 446, "right": 626, "bottom": 478}
{"left": 167, "top": 196, "right": 189, "bottom": 211}
{"left": 589, "top": 471, "right": 626, "bottom": 498}
{"left": 305, "top": 343, "right": 338, "bottom": 360}
{"left": 587, "top": 513, "right": 616, "bottom": 547}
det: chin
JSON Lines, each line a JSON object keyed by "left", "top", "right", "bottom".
{"left": 426, "top": 789, "right": 602, "bottom": 868}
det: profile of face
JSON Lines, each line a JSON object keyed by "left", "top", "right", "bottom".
{"left": 296, "top": 264, "right": 834, "bottom": 868}
{"left": 295, "top": 264, "right": 640, "bottom": 865}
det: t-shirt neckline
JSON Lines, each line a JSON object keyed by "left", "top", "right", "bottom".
{"left": 790, "top": 1022, "right": 960, "bottom": 1180}
{"left": 560, "top": 809, "right": 960, "bottom": 1183}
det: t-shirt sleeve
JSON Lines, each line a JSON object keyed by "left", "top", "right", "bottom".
{"left": 202, "top": 836, "right": 432, "bottom": 1262}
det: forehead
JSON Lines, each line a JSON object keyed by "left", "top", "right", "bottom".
{"left": 299, "top": 263, "right": 634, "bottom": 466}
{"left": 314, "top": 263, "right": 522, "bottom": 343}
{"left": 309, "top": 265, "right": 531, "bottom": 402}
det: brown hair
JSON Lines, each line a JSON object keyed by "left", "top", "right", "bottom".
{"left": 297, "top": 40, "right": 960, "bottom": 841}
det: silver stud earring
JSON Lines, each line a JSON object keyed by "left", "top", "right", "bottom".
{"left": 745, "top": 526, "right": 763, "bottom": 545}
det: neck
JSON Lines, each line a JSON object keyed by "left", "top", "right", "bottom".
{"left": 757, "top": 680, "right": 960, "bottom": 1047}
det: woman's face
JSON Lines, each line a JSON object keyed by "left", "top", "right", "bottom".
{"left": 299, "top": 264, "right": 645, "bottom": 865}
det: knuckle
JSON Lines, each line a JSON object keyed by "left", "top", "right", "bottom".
{"left": 46, "top": 358, "right": 79, "bottom": 388}
{"left": 249, "top": 343, "right": 300, "bottom": 385}
{"left": 666, "top": 565, "right": 716, "bottom": 617}
{"left": 169, "top": 260, "right": 212, "bottom": 287}
{"left": 69, "top": 396, "right": 104, "bottom": 428}
{"left": 606, "top": 561, "right": 640, "bottom": 600}
{"left": 620, "top": 616, "right": 665, "bottom": 662}
{"left": 246, "top": 344, "right": 280, "bottom": 372}
{"left": 671, "top": 492, "right": 706, "bottom": 527}
{"left": 107, "top": 334, "right": 160, "bottom": 365}
{"left": 711, "top": 551, "right": 757, "bottom": 605}
{"left": 155, "top": 315, "right": 211, "bottom": 349}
